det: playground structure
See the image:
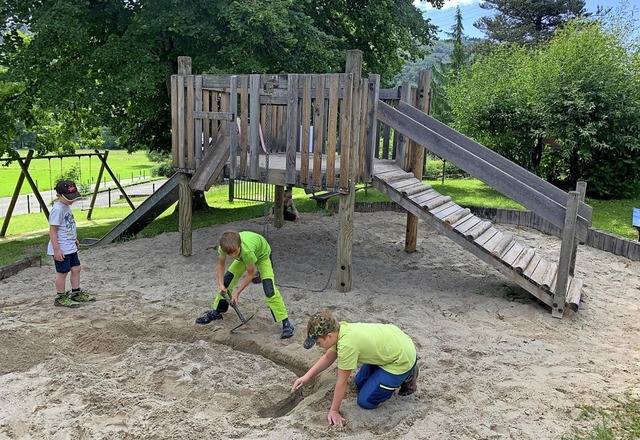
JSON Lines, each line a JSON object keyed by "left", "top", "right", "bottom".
{"left": 0, "top": 149, "right": 136, "bottom": 238}
{"left": 168, "top": 51, "right": 592, "bottom": 318}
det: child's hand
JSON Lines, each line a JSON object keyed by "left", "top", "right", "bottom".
{"left": 327, "top": 409, "right": 345, "bottom": 427}
{"left": 291, "top": 376, "right": 308, "bottom": 392}
{"left": 231, "top": 291, "right": 240, "bottom": 304}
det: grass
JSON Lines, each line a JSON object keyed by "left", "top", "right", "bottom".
{"left": 0, "top": 149, "right": 156, "bottom": 197}
{"left": 562, "top": 395, "right": 640, "bottom": 440}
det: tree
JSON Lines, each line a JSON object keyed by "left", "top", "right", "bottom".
{"left": 431, "top": 6, "right": 471, "bottom": 124}
{"left": 475, "top": 0, "right": 587, "bottom": 44}
{"left": 0, "top": 0, "right": 442, "bottom": 159}
{"left": 448, "top": 19, "right": 640, "bottom": 198}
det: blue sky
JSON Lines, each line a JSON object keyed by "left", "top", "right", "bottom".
{"left": 415, "top": 0, "right": 631, "bottom": 39}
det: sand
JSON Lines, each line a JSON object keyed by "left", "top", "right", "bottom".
{"left": 1, "top": 210, "right": 639, "bottom": 439}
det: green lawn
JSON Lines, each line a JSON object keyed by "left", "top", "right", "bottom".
{"left": 0, "top": 149, "right": 156, "bottom": 197}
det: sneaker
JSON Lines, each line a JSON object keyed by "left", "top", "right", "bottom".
{"left": 69, "top": 289, "right": 95, "bottom": 302}
{"left": 195, "top": 310, "right": 223, "bottom": 324}
{"left": 399, "top": 363, "right": 419, "bottom": 396}
{"left": 280, "top": 323, "right": 294, "bottom": 339}
{"left": 54, "top": 295, "right": 80, "bottom": 308}
{"left": 251, "top": 275, "right": 262, "bottom": 284}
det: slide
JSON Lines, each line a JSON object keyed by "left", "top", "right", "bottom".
{"left": 82, "top": 173, "right": 180, "bottom": 247}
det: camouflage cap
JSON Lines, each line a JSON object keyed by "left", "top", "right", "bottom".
{"left": 303, "top": 312, "right": 338, "bottom": 349}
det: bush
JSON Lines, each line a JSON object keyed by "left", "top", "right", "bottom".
{"left": 151, "top": 160, "right": 175, "bottom": 177}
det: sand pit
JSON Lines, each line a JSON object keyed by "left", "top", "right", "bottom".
{"left": 1, "top": 210, "right": 639, "bottom": 439}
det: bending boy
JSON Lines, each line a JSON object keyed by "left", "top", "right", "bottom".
{"left": 291, "top": 311, "right": 418, "bottom": 426}
{"left": 196, "top": 230, "right": 294, "bottom": 339}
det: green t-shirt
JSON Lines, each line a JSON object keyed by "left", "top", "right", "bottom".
{"left": 333, "top": 322, "right": 416, "bottom": 375}
{"left": 217, "top": 231, "right": 270, "bottom": 265}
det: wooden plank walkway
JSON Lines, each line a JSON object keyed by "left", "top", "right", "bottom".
{"left": 372, "top": 161, "right": 583, "bottom": 314}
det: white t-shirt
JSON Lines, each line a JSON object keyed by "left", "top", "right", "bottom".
{"left": 47, "top": 201, "right": 78, "bottom": 255}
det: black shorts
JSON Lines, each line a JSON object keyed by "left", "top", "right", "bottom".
{"left": 54, "top": 252, "right": 81, "bottom": 274}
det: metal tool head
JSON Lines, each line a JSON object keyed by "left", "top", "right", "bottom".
{"left": 230, "top": 314, "right": 254, "bottom": 333}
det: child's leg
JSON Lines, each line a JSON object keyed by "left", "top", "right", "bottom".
{"left": 70, "top": 264, "right": 81, "bottom": 290}
{"left": 55, "top": 272, "right": 68, "bottom": 293}
{"left": 212, "top": 260, "right": 245, "bottom": 312}
{"left": 355, "top": 365, "right": 411, "bottom": 409}
{"left": 255, "top": 258, "right": 288, "bottom": 322}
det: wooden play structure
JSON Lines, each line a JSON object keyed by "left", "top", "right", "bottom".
{"left": 169, "top": 50, "right": 592, "bottom": 318}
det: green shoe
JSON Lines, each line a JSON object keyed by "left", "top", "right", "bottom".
{"left": 69, "top": 289, "right": 95, "bottom": 302}
{"left": 55, "top": 295, "right": 80, "bottom": 308}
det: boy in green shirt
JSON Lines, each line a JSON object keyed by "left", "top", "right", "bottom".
{"left": 292, "top": 312, "right": 418, "bottom": 426}
{"left": 196, "top": 230, "right": 294, "bottom": 339}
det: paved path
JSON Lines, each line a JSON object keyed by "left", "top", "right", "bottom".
{"left": 0, "top": 178, "right": 169, "bottom": 218}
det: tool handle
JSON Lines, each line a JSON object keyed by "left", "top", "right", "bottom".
{"left": 221, "top": 291, "right": 246, "bottom": 322}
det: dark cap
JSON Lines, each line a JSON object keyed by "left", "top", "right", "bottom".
{"left": 55, "top": 180, "right": 81, "bottom": 201}
{"left": 303, "top": 312, "right": 338, "bottom": 349}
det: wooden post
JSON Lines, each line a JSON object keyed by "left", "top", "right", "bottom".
{"left": 396, "top": 82, "right": 411, "bottom": 170}
{"left": 273, "top": 185, "right": 285, "bottom": 228}
{"left": 570, "top": 181, "right": 587, "bottom": 277}
{"left": 1, "top": 150, "right": 35, "bottom": 237}
{"left": 93, "top": 149, "right": 135, "bottom": 210}
{"left": 178, "top": 56, "right": 193, "bottom": 256}
{"left": 336, "top": 49, "right": 362, "bottom": 293}
{"left": 553, "top": 191, "right": 580, "bottom": 318}
{"left": 86, "top": 150, "right": 109, "bottom": 220}
{"left": 405, "top": 71, "right": 431, "bottom": 253}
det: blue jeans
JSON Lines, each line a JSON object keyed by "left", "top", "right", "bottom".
{"left": 354, "top": 362, "right": 415, "bottom": 409}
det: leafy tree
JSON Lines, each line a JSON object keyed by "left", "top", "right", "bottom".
{"left": 0, "top": 0, "right": 443, "bottom": 159}
{"left": 533, "top": 21, "right": 640, "bottom": 198}
{"left": 448, "top": 19, "right": 640, "bottom": 198}
{"left": 475, "top": 0, "right": 587, "bottom": 44}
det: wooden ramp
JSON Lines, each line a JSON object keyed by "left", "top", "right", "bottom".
{"left": 82, "top": 173, "right": 180, "bottom": 247}
{"left": 372, "top": 163, "right": 583, "bottom": 312}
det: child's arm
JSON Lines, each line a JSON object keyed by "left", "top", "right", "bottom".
{"left": 327, "top": 369, "right": 351, "bottom": 426}
{"left": 216, "top": 255, "right": 227, "bottom": 292}
{"left": 49, "top": 225, "right": 64, "bottom": 261}
{"left": 291, "top": 349, "right": 337, "bottom": 391}
{"left": 230, "top": 264, "right": 256, "bottom": 303}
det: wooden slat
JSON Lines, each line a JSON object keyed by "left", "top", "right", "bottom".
{"left": 522, "top": 254, "right": 542, "bottom": 279}
{"left": 423, "top": 196, "right": 452, "bottom": 211}
{"left": 326, "top": 74, "right": 339, "bottom": 185}
{"left": 451, "top": 212, "right": 476, "bottom": 229}
{"left": 530, "top": 259, "right": 550, "bottom": 285}
{"left": 186, "top": 75, "right": 195, "bottom": 170}
{"left": 300, "top": 74, "right": 312, "bottom": 185}
{"left": 249, "top": 74, "right": 261, "bottom": 180}
{"left": 229, "top": 76, "right": 238, "bottom": 179}
{"left": 465, "top": 220, "right": 492, "bottom": 241}
{"left": 501, "top": 242, "right": 526, "bottom": 266}
{"left": 490, "top": 235, "right": 514, "bottom": 257}
{"left": 541, "top": 265, "right": 557, "bottom": 292}
{"left": 453, "top": 215, "right": 481, "bottom": 233}
{"left": 432, "top": 203, "right": 460, "bottom": 220}
{"left": 474, "top": 227, "right": 499, "bottom": 246}
{"left": 194, "top": 75, "right": 203, "bottom": 169}
{"left": 286, "top": 74, "right": 299, "bottom": 185}
{"left": 410, "top": 190, "right": 442, "bottom": 206}
{"left": 239, "top": 76, "right": 249, "bottom": 176}
{"left": 171, "top": 76, "right": 179, "bottom": 167}
{"left": 513, "top": 249, "right": 535, "bottom": 274}
{"left": 313, "top": 74, "right": 326, "bottom": 187}
{"left": 565, "top": 277, "right": 583, "bottom": 312}
{"left": 443, "top": 207, "right": 471, "bottom": 226}
{"left": 339, "top": 73, "right": 353, "bottom": 190}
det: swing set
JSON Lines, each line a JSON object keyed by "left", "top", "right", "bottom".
{"left": 0, "top": 149, "right": 134, "bottom": 237}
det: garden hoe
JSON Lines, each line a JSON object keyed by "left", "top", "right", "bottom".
{"left": 221, "top": 291, "right": 254, "bottom": 333}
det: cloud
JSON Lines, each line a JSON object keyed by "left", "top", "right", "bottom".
{"left": 415, "top": 0, "right": 479, "bottom": 11}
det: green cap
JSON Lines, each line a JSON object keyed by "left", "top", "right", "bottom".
{"left": 303, "top": 312, "right": 338, "bottom": 349}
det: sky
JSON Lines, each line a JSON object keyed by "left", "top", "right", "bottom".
{"left": 414, "top": 0, "right": 631, "bottom": 39}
